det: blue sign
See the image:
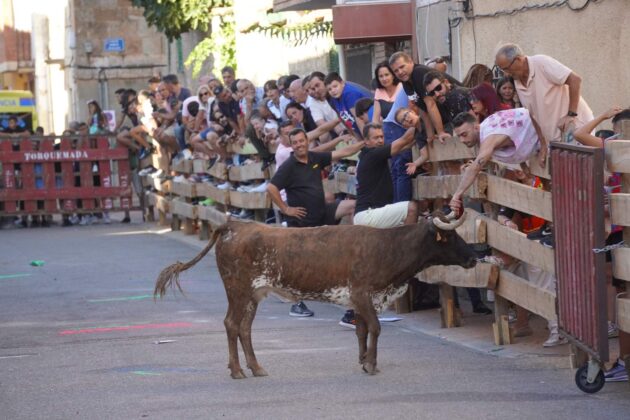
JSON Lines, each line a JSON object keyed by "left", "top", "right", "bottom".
{"left": 104, "top": 38, "right": 125, "bottom": 53}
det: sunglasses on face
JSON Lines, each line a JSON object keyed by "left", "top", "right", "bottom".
{"left": 200, "top": 91, "right": 210, "bottom": 97}
{"left": 427, "top": 83, "right": 444, "bottom": 97}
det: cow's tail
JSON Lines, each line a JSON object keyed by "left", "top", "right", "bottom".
{"left": 154, "top": 228, "right": 223, "bottom": 299}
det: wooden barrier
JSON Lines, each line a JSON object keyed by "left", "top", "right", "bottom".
{"left": 605, "top": 131, "right": 630, "bottom": 366}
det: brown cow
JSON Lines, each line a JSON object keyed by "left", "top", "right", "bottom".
{"left": 155, "top": 211, "right": 476, "bottom": 378}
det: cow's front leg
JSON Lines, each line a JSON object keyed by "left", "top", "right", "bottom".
{"left": 354, "top": 300, "right": 380, "bottom": 375}
{"left": 224, "top": 304, "right": 247, "bottom": 379}
{"left": 239, "top": 299, "right": 268, "bottom": 377}
{"left": 355, "top": 312, "right": 368, "bottom": 364}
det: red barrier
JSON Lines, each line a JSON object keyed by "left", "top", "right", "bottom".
{"left": 551, "top": 142, "right": 608, "bottom": 362}
{"left": 0, "top": 135, "right": 135, "bottom": 215}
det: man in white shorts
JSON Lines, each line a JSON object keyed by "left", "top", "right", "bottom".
{"left": 353, "top": 123, "right": 417, "bottom": 227}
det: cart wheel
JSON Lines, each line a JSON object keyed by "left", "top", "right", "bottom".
{"left": 575, "top": 364, "right": 605, "bottom": 394}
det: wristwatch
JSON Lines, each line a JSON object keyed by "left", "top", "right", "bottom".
{"left": 567, "top": 111, "right": 578, "bottom": 117}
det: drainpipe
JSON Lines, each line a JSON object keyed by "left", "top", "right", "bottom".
{"left": 98, "top": 68, "right": 108, "bottom": 110}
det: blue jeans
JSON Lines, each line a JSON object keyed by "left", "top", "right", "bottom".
{"left": 174, "top": 124, "right": 186, "bottom": 150}
{"left": 383, "top": 122, "right": 412, "bottom": 202}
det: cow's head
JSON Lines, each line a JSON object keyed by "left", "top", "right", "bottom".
{"left": 428, "top": 210, "right": 477, "bottom": 269}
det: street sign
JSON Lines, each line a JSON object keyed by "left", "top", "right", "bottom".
{"left": 104, "top": 38, "right": 125, "bottom": 53}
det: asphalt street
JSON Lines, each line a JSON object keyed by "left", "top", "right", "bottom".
{"left": 1, "top": 219, "right": 629, "bottom": 419}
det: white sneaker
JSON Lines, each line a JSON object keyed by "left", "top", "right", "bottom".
{"left": 79, "top": 215, "right": 93, "bottom": 226}
{"left": 150, "top": 169, "right": 164, "bottom": 179}
{"left": 69, "top": 215, "right": 80, "bottom": 225}
{"left": 249, "top": 181, "right": 269, "bottom": 193}
{"left": 543, "top": 332, "right": 567, "bottom": 347}
{"left": 181, "top": 148, "right": 193, "bottom": 160}
{"left": 172, "top": 175, "right": 186, "bottom": 183}
{"left": 103, "top": 213, "right": 111, "bottom": 224}
{"left": 217, "top": 182, "right": 232, "bottom": 190}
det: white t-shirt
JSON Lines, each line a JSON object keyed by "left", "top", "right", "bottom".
{"left": 479, "top": 108, "right": 539, "bottom": 164}
{"left": 309, "top": 98, "right": 338, "bottom": 123}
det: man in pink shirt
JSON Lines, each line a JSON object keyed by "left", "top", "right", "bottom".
{"left": 495, "top": 43, "right": 593, "bottom": 143}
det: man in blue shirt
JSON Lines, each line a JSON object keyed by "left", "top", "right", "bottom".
{"left": 324, "top": 72, "right": 371, "bottom": 136}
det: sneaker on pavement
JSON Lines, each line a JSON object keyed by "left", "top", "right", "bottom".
{"left": 120, "top": 216, "right": 131, "bottom": 224}
{"left": 604, "top": 360, "right": 628, "bottom": 382}
{"left": 339, "top": 310, "right": 356, "bottom": 329}
{"left": 289, "top": 301, "right": 314, "bottom": 317}
{"left": 543, "top": 332, "right": 567, "bottom": 347}
{"left": 103, "top": 213, "right": 111, "bottom": 224}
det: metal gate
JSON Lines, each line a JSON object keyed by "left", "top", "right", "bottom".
{"left": 551, "top": 142, "right": 608, "bottom": 362}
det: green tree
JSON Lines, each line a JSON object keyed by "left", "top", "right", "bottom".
{"left": 131, "top": 0, "right": 236, "bottom": 78}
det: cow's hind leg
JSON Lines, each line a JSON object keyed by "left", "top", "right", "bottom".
{"left": 355, "top": 313, "right": 368, "bottom": 365}
{"left": 224, "top": 303, "right": 247, "bottom": 379}
{"left": 239, "top": 299, "right": 268, "bottom": 377}
{"left": 354, "top": 299, "right": 381, "bottom": 375}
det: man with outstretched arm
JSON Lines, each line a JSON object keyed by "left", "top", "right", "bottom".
{"left": 448, "top": 109, "right": 548, "bottom": 216}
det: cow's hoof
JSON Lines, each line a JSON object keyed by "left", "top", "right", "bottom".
{"left": 362, "top": 363, "right": 379, "bottom": 375}
{"left": 230, "top": 370, "right": 247, "bottom": 379}
{"left": 251, "top": 367, "right": 268, "bottom": 377}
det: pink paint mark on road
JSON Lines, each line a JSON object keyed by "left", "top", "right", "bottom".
{"left": 58, "top": 322, "right": 194, "bottom": 336}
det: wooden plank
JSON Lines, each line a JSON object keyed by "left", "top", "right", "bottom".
{"left": 229, "top": 190, "right": 271, "bottom": 209}
{"left": 484, "top": 174, "right": 553, "bottom": 221}
{"left": 455, "top": 215, "right": 487, "bottom": 244}
{"left": 172, "top": 159, "right": 193, "bottom": 173}
{"left": 171, "top": 181, "right": 197, "bottom": 198}
{"left": 228, "top": 162, "right": 268, "bottom": 181}
{"left": 412, "top": 174, "right": 486, "bottom": 200}
{"left": 439, "top": 284, "right": 460, "bottom": 328}
{"left": 612, "top": 248, "right": 630, "bottom": 282}
{"left": 228, "top": 140, "right": 259, "bottom": 155}
{"left": 197, "top": 205, "right": 228, "bottom": 227}
{"left": 527, "top": 154, "right": 551, "bottom": 179}
{"left": 171, "top": 200, "right": 197, "bottom": 219}
{"left": 196, "top": 182, "right": 230, "bottom": 205}
{"left": 477, "top": 210, "right": 555, "bottom": 274}
{"left": 493, "top": 296, "right": 512, "bottom": 345}
{"left": 208, "top": 162, "right": 228, "bottom": 180}
{"left": 334, "top": 172, "right": 357, "bottom": 195}
{"left": 192, "top": 159, "right": 207, "bottom": 173}
{"left": 424, "top": 135, "right": 476, "bottom": 162}
{"left": 618, "top": 297, "right": 630, "bottom": 333}
{"left": 610, "top": 193, "right": 630, "bottom": 227}
{"left": 605, "top": 140, "right": 630, "bottom": 173}
{"left": 416, "top": 263, "right": 499, "bottom": 289}
{"left": 495, "top": 269, "right": 556, "bottom": 321}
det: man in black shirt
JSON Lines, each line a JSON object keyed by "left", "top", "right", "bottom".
{"left": 268, "top": 128, "right": 364, "bottom": 228}
{"left": 423, "top": 71, "right": 472, "bottom": 129}
{"left": 389, "top": 51, "right": 461, "bottom": 143}
{"left": 353, "top": 123, "right": 417, "bottom": 228}
{"left": 268, "top": 127, "right": 364, "bottom": 319}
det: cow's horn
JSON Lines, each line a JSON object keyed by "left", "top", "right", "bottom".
{"left": 433, "top": 211, "right": 466, "bottom": 230}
